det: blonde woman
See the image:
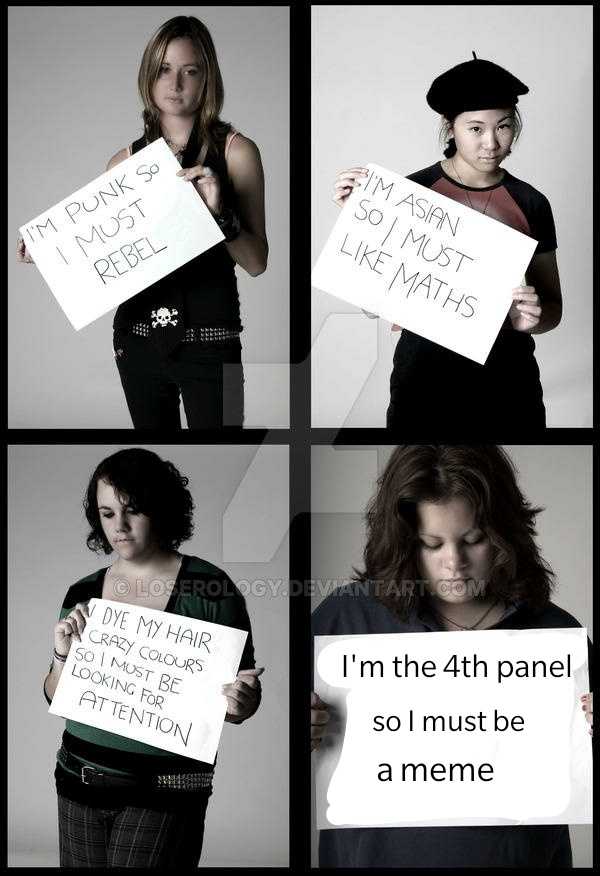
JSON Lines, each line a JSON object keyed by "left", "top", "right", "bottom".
{"left": 19, "top": 16, "right": 267, "bottom": 429}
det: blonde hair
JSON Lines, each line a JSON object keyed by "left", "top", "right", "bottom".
{"left": 137, "top": 15, "right": 231, "bottom": 165}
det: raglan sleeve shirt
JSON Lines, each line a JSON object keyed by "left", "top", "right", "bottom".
{"left": 406, "top": 162, "right": 557, "bottom": 256}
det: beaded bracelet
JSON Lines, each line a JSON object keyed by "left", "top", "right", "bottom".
{"left": 215, "top": 207, "right": 241, "bottom": 242}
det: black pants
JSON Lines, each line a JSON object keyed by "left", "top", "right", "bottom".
{"left": 114, "top": 332, "right": 244, "bottom": 429}
{"left": 58, "top": 793, "right": 209, "bottom": 868}
{"left": 387, "top": 329, "right": 546, "bottom": 433}
{"left": 318, "top": 825, "right": 573, "bottom": 868}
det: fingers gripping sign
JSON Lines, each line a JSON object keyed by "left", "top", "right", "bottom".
{"left": 177, "top": 164, "right": 222, "bottom": 216}
{"left": 332, "top": 166, "right": 369, "bottom": 208}
{"left": 311, "top": 691, "right": 331, "bottom": 751}
{"left": 581, "top": 692, "right": 593, "bottom": 736}
{"left": 54, "top": 601, "right": 90, "bottom": 656}
{"left": 16, "top": 235, "right": 34, "bottom": 264}
{"left": 509, "top": 286, "right": 542, "bottom": 332}
{"left": 222, "top": 667, "right": 264, "bottom": 723}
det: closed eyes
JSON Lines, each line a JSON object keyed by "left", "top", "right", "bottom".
{"left": 420, "top": 535, "right": 485, "bottom": 550}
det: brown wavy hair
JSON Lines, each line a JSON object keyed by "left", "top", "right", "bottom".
{"left": 354, "top": 446, "right": 554, "bottom": 621}
{"left": 84, "top": 448, "right": 194, "bottom": 554}
{"left": 138, "top": 16, "right": 231, "bottom": 167}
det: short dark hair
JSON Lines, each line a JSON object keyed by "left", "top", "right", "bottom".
{"left": 354, "top": 445, "right": 554, "bottom": 620}
{"left": 84, "top": 448, "right": 194, "bottom": 553}
{"left": 439, "top": 107, "right": 522, "bottom": 158}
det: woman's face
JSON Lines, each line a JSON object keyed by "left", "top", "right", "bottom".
{"left": 450, "top": 108, "right": 516, "bottom": 173}
{"left": 152, "top": 37, "right": 204, "bottom": 117}
{"left": 416, "top": 496, "right": 492, "bottom": 604}
{"left": 97, "top": 479, "right": 156, "bottom": 561}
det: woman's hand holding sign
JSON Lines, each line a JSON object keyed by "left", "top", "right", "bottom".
{"left": 581, "top": 692, "right": 593, "bottom": 736}
{"left": 55, "top": 602, "right": 90, "bottom": 657}
{"left": 311, "top": 691, "right": 331, "bottom": 750}
{"left": 45, "top": 601, "right": 90, "bottom": 702}
{"left": 223, "top": 667, "right": 264, "bottom": 723}
{"left": 177, "top": 164, "right": 222, "bottom": 216}
{"left": 16, "top": 236, "right": 34, "bottom": 264}
{"left": 333, "top": 167, "right": 369, "bottom": 208}
{"left": 509, "top": 286, "right": 541, "bottom": 332}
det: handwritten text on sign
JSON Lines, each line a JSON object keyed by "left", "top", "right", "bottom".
{"left": 314, "top": 628, "right": 591, "bottom": 828}
{"left": 312, "top": 163, "right": 538, "bottom": 364}
{"left": 19, "top": 138, "right": 224, "bottom": 330}
{"left": 49, "top": 599, "right": 247, "bottom": 762}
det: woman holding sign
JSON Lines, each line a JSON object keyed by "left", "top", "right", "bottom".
{"left": 311, "top": 445, "right": 592, "bottom": 868}
{"left": 333, "top": 55, "right": 562, "bottom": 430}
{"left": 19, "top": 15, "right": 267, "bottom": 429}
{"left": 44, "top": 448, "right": 263, "bottom": 867}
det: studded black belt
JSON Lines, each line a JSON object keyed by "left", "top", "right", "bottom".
{"left": 57, "top": 746, "right": 213, "bottom": 791}
{"left": 130, "top": 322, "right": 240, "bottom": 343}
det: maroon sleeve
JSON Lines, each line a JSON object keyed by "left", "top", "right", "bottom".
{"left": 503, "top": 175, "right": 557, "bottom": 254}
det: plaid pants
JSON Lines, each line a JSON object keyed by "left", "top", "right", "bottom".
{"left": 57, "top": 794, "right": 209, "bottom": 868}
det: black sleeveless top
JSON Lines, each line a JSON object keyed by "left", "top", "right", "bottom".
{"left": 113, "top": 131, "right": 242, "bottom": 358}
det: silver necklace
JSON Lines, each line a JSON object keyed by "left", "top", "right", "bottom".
{"left": 163, "top": 134, "right": 188, "bottom": 157}
{"left": 433, "top": 598, "right": 500, "bottom": 631}
{"left": 450, "top": 159, "right": 495, "bottom": 215}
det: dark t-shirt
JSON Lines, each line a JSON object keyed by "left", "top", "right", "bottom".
{"left": 406, "top": 162, "right": 557, "bottom": 256}
{"left": 312, "top": 582, "right": 591, "bottom": 868}
{"left": 388, "top": 163, "right": 557, "bottom": 429}
{"left": 47, "top": 554, "right": 255, "bottom": 810}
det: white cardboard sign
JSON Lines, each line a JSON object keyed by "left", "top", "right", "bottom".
{"left": 20, "top": 138, "right": 224, "bottom": 330}
{"left": 312, "top": 163, "right": 538, "bottom": 364}
{"left": 314, "top": 628, "right": 592, "bottom": 828}
{"left": 49, "top": 598, "right": 247, "bottom": 762}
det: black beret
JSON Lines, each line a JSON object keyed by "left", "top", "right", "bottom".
{"left": 427, "top": 52, "right": 529, "bottom": 117}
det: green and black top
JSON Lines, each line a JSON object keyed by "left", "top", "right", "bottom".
{"left": 46, "top": 554, "right": 255, "bottom": 810}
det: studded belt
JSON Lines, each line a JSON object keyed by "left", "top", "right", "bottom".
{"left": 130, "top": 322, "right": 240, "bottom": 343}
{"left": 57, "top": 746, "right": 213, "bottom": 792}
{"left": 155, "top": 773, "right": 213, "bottom": 790}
